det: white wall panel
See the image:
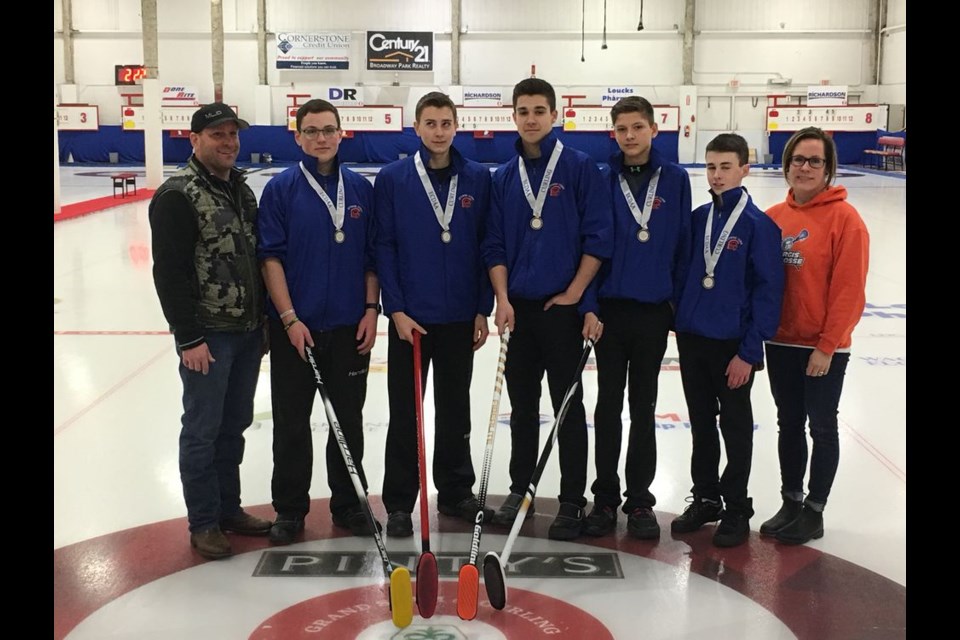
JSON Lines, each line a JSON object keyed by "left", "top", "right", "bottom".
{"left": 881, "top": 30, "right": 905, "bottom": 84}
{"left": 462, "top": 0, "right": 682, "bottom": 32}
{"left": 460, "top": 34, "right": 683, "bottom": 85}
{"left": 886, "top": 0, "right": 907, "bottom": 26}
{"left": 695, "top": 35, "right": 871, "bottom": 88}
{"left": 696, "top": 0, "right": 872, "bottom": 31}
{"left": 268, "top": 0, "right": 450, "bottom": 31}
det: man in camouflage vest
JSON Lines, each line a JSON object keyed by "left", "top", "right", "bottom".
{"left": 150, "top": 102, "right": 271, "bottom": 560}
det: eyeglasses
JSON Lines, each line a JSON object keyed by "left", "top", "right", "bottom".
{"left": 789, "top": 155, "right": 826, "bottom": 169}
{"left": 300, "top": 126, "right": 340, "bottom": 140}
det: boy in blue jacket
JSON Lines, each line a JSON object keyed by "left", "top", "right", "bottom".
{"left": 258, "top": 99, "right": 381, "bottom": 544}
{"left": 672, "top": 133, "right": 784, "bottom": 547}
{"left": 581, "top": 96, "right": 692, "bottom": 539}
{"left": 375, "top": 91, "right": 494, "bottom": 537}
{"left": 483, "top": 78, "right": 613, "bottom": 540}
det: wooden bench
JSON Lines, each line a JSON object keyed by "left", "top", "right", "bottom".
{"left": 111, "top": 172, "right": 138, "bottom": 198}
{"left": 863, "top": 136, "right": 905, "bottom": 171}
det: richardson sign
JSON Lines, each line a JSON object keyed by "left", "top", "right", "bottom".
{"left": 366, "top": 31, "right": 433, "bottom": 71}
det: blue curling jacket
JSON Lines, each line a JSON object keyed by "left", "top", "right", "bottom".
{"left": 482, "top": 131, "right": 613, "bottom": 307}
{"left": 582, "top": 147, "right": 692, "bottom": 314}
{"left": 674, "top": 187, "right": 784, "bottom": 365}
{"left": 257, "top": 151, "right": 376, "bottom": 331}
{"left": 374, "top": 146, "right": 493, "bottom": 324}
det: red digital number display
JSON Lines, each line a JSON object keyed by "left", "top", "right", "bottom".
{"left": 115, "top": 65, "right": 147, "bottom": 86}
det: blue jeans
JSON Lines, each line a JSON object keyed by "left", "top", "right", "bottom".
{"left": 765, "top": 343, "right": 849, "bottom": 506}
{"left": 178, "top": 329, "right": 263, "bottom": 532}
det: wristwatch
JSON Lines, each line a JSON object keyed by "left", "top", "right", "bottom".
{"left": 365, "top": 302, "right": 382, "bottom": 314}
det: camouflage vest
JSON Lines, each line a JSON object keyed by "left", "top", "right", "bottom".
{"left": 155, "top": 158, "right": 264, "bottom": 332}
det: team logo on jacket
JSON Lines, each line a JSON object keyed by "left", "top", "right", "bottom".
{"left": 725, "top": 236, "right": 743, "bottom": 251}
{"left": 548, "top": 183, "right": 565, "bottom": 197}
{"left": 782, "top": 229, "right": 808, "bottom": 267}
{"left": 782, "top": 229, "right": 808, "bottom": 250}
{"left": 459, "top": 194, "right": 474, "bottom": 208}
{"left": 349, "top": 205, "right": 362, "bottom": 219}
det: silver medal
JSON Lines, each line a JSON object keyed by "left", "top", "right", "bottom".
{"left": 441, "top": 230, "right": 452, "bottom": 243}
{"left": 530, "top": 217, "right": 543, "bottom": 230}
{"left": 701, "top": 275, "right": 715, "bottom": 290}
{"left": 637, "top": 228, "right": 651, "bottom": 243}
{"left": 334, "top": 229, "right": 346, "bottom": 244}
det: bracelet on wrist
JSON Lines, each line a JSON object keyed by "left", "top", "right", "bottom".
{"left": 279, "top": 308, "right": 296, "bottom": 319}
{"left": 283, "top": 317, "right": 300, "bottom": 332}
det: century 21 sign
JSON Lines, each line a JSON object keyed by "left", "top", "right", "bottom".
{"left": 366, "top": 31, "right": 433, "bottom": 71}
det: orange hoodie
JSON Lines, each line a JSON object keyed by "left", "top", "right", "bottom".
{"left": 765, "top": 185, "right": 869, "bottom": 355}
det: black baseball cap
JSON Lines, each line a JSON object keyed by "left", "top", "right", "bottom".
{"left": 190, "top": 102, "right": 250, "bottom": 133}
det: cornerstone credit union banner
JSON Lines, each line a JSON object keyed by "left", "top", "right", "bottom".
{"left": 276, "top": 32, "right": 351, "bottom": 70}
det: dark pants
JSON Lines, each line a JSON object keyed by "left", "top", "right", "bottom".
{"left": 269, "top": 318, "right": 370, "bottom": 519}
{"left": 676, "top": 332, "right": 755, "bottom": 516}
{"left": 765, "top": 343, "right": 850, "bottom": 506}
{"left": 504, "top": 298, "right": 588, "bottom": 508}
{"left": 592, "top": 299, "right": 672, "bottom": 511}
{"left": 382, "top": 320, "right": 477, "bottom": 513}
{"left": 178, "top": 329, "right": 263, "bottom": 533}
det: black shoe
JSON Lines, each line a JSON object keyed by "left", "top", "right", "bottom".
{"left": 775, "top": 505, "right": 824, "bottom": 545}
{"left": 386, "top": 511, "right": 414, "bottom": 537}
{"left": 548, "top": 502, "right": 584, "bottom": 541}
{"left": 627, "top": 507, "right": 661, "bottom": 540}
{"left": 671, "top": 497, "right": 723, "bottom": 533}
{"left": 438, "top": 495, "right": 496, "bottom": 523}
{"left": 583, "top": 504, "right": 617, "bottom": 537}
{"left": 269, "top": 514, "right": 305, "bottom": 545}
{"left": 713, "top": 511, "right": 750, "bottom": 547}
{"left": 491, "top": 493, "right": 535, "bottom": 525}
{"left": 332, "top": 506, "right": 382, "bottom": 537}
{"left": 220, "top": 510, "right": 272, "bottom": 536}
{"left": 759, "top": 499, "right": 803, "bottom": 536}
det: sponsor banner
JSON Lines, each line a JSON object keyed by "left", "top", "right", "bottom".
{"left": 457, "top": 106, "right": 516, "bottom": 131}
{"left": 255, "top": 551, "right": 623, "bottom": 578}
{"left": 462, "top": 87, "right": 506, "bottom": 106}
{"left": 766, "top": 105, "right": 888, "bottom": 132}
{"left": 57, "top": 105, "right": 99, "bottom": 131}
{"left": 562, "top": 106, "right": 680, "bottom": 132}
{"left": 366, "top": 30, "right": 433, "bottom": 71}
{"left": 599, "top": 86, "right": 638, "bottom": 105}
{"left": 276, "top": 32, "right": 351, "bottom": 70}
{"left": 807, "top": 85, "right": 848, "bottom": 106}
{"left": 160, "top": 86, "right": 199, "bottom": 106}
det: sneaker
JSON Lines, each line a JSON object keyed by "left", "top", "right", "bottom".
{"left": 332, "top": 506, "right": 383, "bottom": 537}
{"left": 491, "top": 492, "right": 535, "bottom": 526}
{"left": 386, "top": 511, "right": 414, "bottom": 538}
{"left": 759, "top": 499, "right": 803, "bottom": 536}
{"left": 220, "top": 510, "right": 271, "bottom": 536}
{"left": 268, "top": 514, "right": 305, "bottom": 545}
{"left": 670, "top": 497, "right": 723, "bottom": 533}
{"left": 775, "top": 505, "right": 824, "bottom": 545}
{"left": 548, "top": 502, "right": 584, "bottom": 540}
{"left": 190, "top": 527, "right": 232, "bottom": 559}
{"left": 713, "top": 511, "right": 750, "bottom": 547}
{"left": 627, "top": 507, "right": 661, "bottom": 540}
{"left": 583, "top": 504, "right": 617, "bottom": 537}
{"left": 438, "top": 495, "right": 496, "bottom": 523}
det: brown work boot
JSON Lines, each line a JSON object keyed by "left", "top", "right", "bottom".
{"left": 220, "top": 510, "right": 272, "bottom": 536}
{"left": 190, "top": 527, "right": 232, "bottom": 560}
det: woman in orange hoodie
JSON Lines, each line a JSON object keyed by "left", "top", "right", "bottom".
{"left": 760, "top": 127, "right": 870, "bottom": 545}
